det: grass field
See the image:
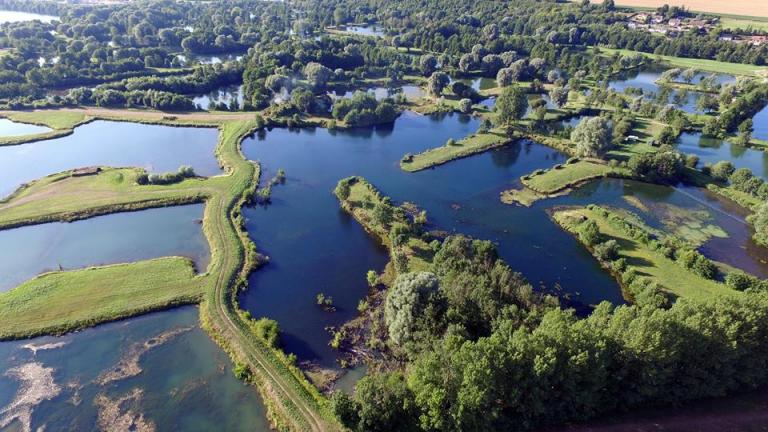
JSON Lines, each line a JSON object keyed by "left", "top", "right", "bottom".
{"left": 582, "top": 0, "right": 768, "bottom": 18}
{"left": 554, "top": 206, "right": 732, "bottom": 301}
{"left": 523, "top": 160, "right": 621, "bottom": 194}
{"left": 599, "top": 47, "right": 768, "bottom": 76}
{"left": 401, "top": 130, "right": 509, "bottom": 172}
{"left": 0, "top": 257, "right": 203, "bottom": 340}
{"left": 3, "top": 111, "right": 89, "bottom": 129}
{"left": 0, "top": 168, "right": 212, "bottom": 229}
{"left": 719, "top": 16, "right": 768, "bottom": 32}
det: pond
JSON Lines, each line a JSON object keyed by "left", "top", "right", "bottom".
{"left": 454, "top": 77, "right": 497, "bottom": 92}
{"left": 0, "top": 121, "right": 222, "bottom": 198}
{"left": 176, "top": 53, "right": 243, "bottom": 66}
{"left": 609, "top": 65, "right": 735, "bottom": 114}
{"left": 240, "top": 109, "right": 768, "bottom": 369}
{"left": 0, "top": 10, "right": 58, "bottom": 24}
{"left": 0, "top": 118, "right": 50, "bottom": 137}
{"left": 193, "top": 85, "right": 244, "bottom": 110}
{"left": 239, "top": 111, "right": 621, "bottom": 367}
{"left": 754, "top": 104, "right": 768, "bottom": 141}
{"left": 0, "top": 204, "right": 209, "bottom": 292}
{"left": 0, "top": 306, "right": 270, "bottom": 431}
{"left": 327, "top": 85, "right": 425, "bottom": 101}
{"left": 338, "top": 25, "right": 384, "bottom": 37}
{"left": 677, "top": 132, "right": 768, "bottom": 180}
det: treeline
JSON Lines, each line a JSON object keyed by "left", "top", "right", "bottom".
{"left": 333, "top": 233, "right": 768, "bottom": 431}
{"left": 0, "top": 0, "right": 60, "bottom": 16}
{"left": 68, "top": 88, "right": 195, "bottom": 111}
{"left": 331, "top": 91, "right": 399, "bottom": 127}
{"left": 102, "top": 62, "right": 244, "bottom": 96}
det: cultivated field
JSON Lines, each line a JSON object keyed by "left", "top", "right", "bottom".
{"left": 585, "top": 0, "right": 768, "bottom": 18}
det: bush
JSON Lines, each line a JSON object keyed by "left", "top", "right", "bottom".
{"left": 594, "top": 239, "right": 619, "bottom": 262}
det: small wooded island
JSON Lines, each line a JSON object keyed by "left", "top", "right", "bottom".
{"left": 0, "top": 0, "right": 767, "bottom": 430}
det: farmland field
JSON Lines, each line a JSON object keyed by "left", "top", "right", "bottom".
{"left": 582, "top": 0, "right": 768, "bottom": 18}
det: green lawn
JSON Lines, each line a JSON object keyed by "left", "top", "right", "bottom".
{"left": 599, "top": 47, "right": 768, "bottom": 77}
{"left": 719, "top": 17, "right": 768, "bottom": 32}
{"left": 401, "top": 130, "right": 509, "bottom": 172}
{"left": 3, "top": 110, "right": 89, "bottom": 129}
{"left": 0, "top": 257, "right": 203, "bottom": 339}
{"left": 0, "top": 168, "right": 212, "bottom": 229}
{"left": 522, "top": 160, "right": 620, "bottom": 194}
{"left": 554, "top": 207, "right": 732, "bottom": 301}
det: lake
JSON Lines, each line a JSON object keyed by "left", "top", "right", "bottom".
{"left": 240, "top": 110, "right": 768, "bottom": 368}
{"left": 0, "top": 121, "right": 221, "bottom": 198}
{"left": 0, "top": 119, "right": 51, "bottom": 137}
{"left": 678, "top": 132, "right": 768, "bottom": 180}
{"left": 609, "top": 65, "right": 735, "bottom": 114}
{"left": 193, "top": 85, "right": 244, "bottom": 110}
{"left": 239, "top": 112, "right": 620, "bottom": 367}
{"left": 0, "top": 204, "right": 209, "bottom": 292}
{"left": 0, "top": 306, "right": 270, "bottom": 431}
{"left": 0, "top": 10, "right": 58, "bottom": 24}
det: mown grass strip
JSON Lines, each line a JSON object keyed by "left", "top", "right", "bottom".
{"left": 401, "top": 130, "right": 509, "bottom": 172}
{"left": 0, "top": 257, "right": 203, "bottom": 340}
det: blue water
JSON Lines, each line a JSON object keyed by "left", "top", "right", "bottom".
{"left": 0, "top": 204, "right": 209, "bottom": 291}
{"left": 0, "top": 119, "right": 50, "bottom": 137}
{"left": 0, "top": 121, "right": 221, "bottom": 197}
{"left": 678, "top": 132, "right": 768, "bottom": 180}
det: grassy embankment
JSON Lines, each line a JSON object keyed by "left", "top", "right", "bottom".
{"left": 0, "top": 258, "right": 203, "bottom": 339}
{"left": 501, "top": 159, "right": 630, "bottom": 206}
{"left": 0, "top": 112, "right": 337, "bottom": 431}
{"left": 599, "top": 47, "right": 768, "bottom": 76}
{"left": 0, "top": 111, "right": 90, "bottom": 145}
{"left": 553, "top": 205, "right": 734, "bottom": 301}
{"left": 400, "top": 129, "right": 509, "bottom": 172}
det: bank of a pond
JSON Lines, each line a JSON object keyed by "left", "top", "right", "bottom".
{"left": 0, "top": 204, "right": 209, "bottom": 292}
{"left": 0, "top": 306, "right": 270, "bottom": 431}
{"left": 608, "top": 65, "right": 735, "bottom": 114}
{"left": 678, "top": 132, "right": 768, "bottom": 180}
{"left": 0, "top": 120, "right": 222, "bottom": 198}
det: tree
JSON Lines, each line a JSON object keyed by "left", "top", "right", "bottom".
{"left": 754, "top": 203, "right": 768, "bottom": 246}
{"left": 458, "top": 98, "right": 473, "bottom": 114}
{"left": 495, "top": 86, "right": 528, "bottom": 125}
{"left": 384, "top": 272, "right": 443, "bottom": 347}
{"left": 629, "top": 150, "right": 684, "bottom": 183}
{"left": 343, "top": 372, "right": 419, "bottom": 432}
{"left": 426, "top": 71, "right": 449, "bottom": 96}
{"left": 571, "top": 117, "right": 613, "bottom": 157}
{"left": 549, "top": 86, "right": 569, "bottom": 108}
{"left": 303, "top": 62, "right": 332, "bottom": 91}
{"left": 419, "top": 54, "right": 438, "bottom": 76}
{"left": 458, "top": 53, "right": 475, "bottom": 73}
{"left": 681, "top": 68, "right": 697, "bottom": 83}
{"left": 710, "top": 160, "right": 735, "bottom": 181}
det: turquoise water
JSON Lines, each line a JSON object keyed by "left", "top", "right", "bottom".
{"left": 0, "top": 204, "right": 209, "bottom": 292}
{"left": 0, "top": 307, "right": 270, "bottom": 431}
